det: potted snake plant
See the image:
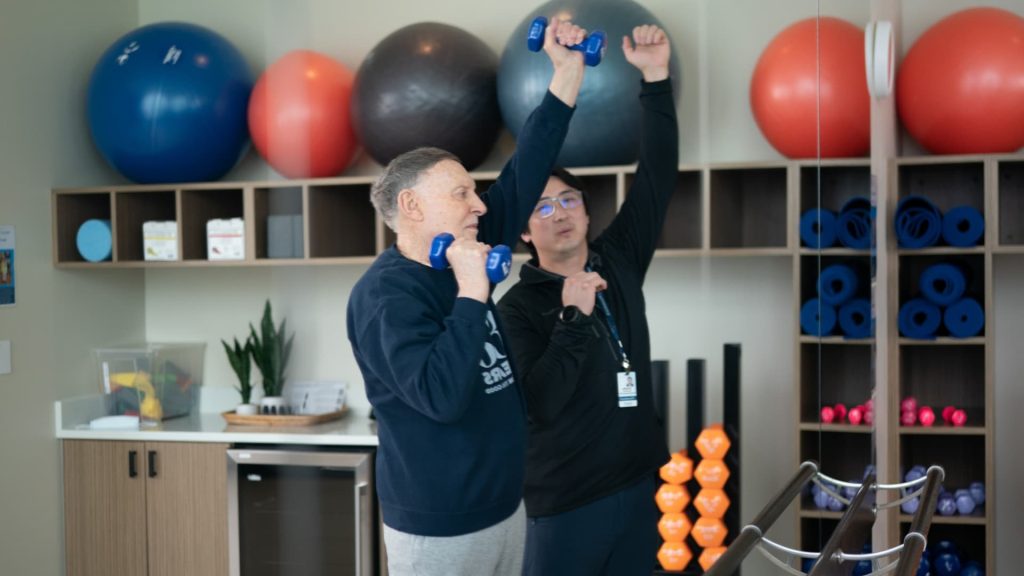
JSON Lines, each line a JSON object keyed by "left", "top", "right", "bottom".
{"left": 249, "top": 300, "right": 294, "bottom": 414}
{"left": 222, "top": 336, "right": 257, "bottom": 415}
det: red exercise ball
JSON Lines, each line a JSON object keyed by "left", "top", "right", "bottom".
{"left": 897, "top": 7, "right": 1024, "bottom": 155}
{"left": 750, "top": 17, "right": 869, "bottom": 158}
{"left": 248, "top": 50, "right": 358, "bottom": 178}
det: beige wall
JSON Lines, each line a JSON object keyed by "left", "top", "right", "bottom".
{"left": 0, "top": 0, "right": 1019, "bottom": 573}
{"left": 0, "top": 0, "right": 145, "bottom": 574}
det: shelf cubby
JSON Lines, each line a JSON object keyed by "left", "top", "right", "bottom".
{"left": 997, "top": 158, "right": 1024, "bottom": 246}
{"left": 799, "top": 343, "right": 873, "bottom": 424}
{"left": 254, "top": 185, "right": 304, "bottom": 260}
{"left": 709, "top": 165, "right": 788, "bottom": 249}
{"left": 113, "top": 190, "right": 176, "bottom": 263}
{"left": 307, "top": 183, "right": 375, "bottom": 259}
{"left": 179, "top": 188, "right": 244, "bottom": 261}
{"left": 54, "top": 192, "right": 112, "bottom": 264}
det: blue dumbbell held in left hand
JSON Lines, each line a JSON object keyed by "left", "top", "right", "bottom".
{"left": 526, "top": 16, "right": 607, "bottom": 67}
{"left": 429, "top": 233, "right": 512, "bottom": 283}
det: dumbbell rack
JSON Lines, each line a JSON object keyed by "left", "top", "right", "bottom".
{"left": 653, "top": 343, "right": 742, "bottom": 575}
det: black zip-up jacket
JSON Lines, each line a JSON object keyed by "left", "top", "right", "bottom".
{"left": 497, "top": 79, "right": 678, "bottom": 517}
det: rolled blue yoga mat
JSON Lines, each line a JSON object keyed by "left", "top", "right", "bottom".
{"left": 838, "top": 298, "right": 872, "bottom": 339}
{"left": 817, "top": 263, "right": 858, "bottom": 306}
{"left": 895, "top": 195, "right": 942, "bottom": 249}
{"left": 942, "top": 206, "right": 984, "bottom": 247}
{"left": 944, "top": 297, "right": 985, "bottom": 338}
{"left": 76, "top": 219, "right": 113, "bottom": 262}
{"left": 898, "top": 298, "right": 942, "bottom": 339}
{"left": 919, "top": 263, "right": 967, "bottom": 306}
{"left": 837, "top": 196, "right": 871, "bottom": 249}
{"left": 800, "top": 208, "right": 837, "bottom": 249}
{"left": 801, "top": 298, "right": 837, "bottom": 336}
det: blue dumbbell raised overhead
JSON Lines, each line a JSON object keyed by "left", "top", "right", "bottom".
{"left": 526, "top": 16, "right": 606, "bottom": 67}
{"left": 429, "top": 233, "right": 512, "bottom": 283}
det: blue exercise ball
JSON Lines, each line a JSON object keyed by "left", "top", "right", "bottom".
{"left": 352, "top": 22, "right": 502, "bottom": 170}
{"left": 498, "top": 0, "right": 680, "bottom": 167}
{"left": 87, "top": 22, "right": 253, "bottom": 183}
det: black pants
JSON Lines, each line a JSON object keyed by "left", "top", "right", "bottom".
{"left": 523, "top": 475, "right": 659, "bottom": 576}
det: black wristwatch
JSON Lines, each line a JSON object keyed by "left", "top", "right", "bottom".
{"left": 559, "top": 305, "right": 583, "bottom": 324}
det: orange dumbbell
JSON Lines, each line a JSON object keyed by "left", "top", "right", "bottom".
{"left": 692, "top": 517, "right": 728, "bottom": 548}
{"left": 657, "top": 541, "right": 693, "bottom": 572}
{"left": 658, "top": 512, "right": 693, "bottom": 543}
{"left": 659, "top": 451, "right": 694, "bottom": 485}
{"left": 695, "top": 459, "right": 731, "bottom": 489}
{"left": 655, "top": 483, "right": 691, "bottom": 514}
{"left": 695, "top": 424, "right": 731, "bottom": 460}
{"left": 699, "top": 546, "right": 728, "bottom": 570}
{"left": 694, "top": 488, "right": 731, "bottom": 519}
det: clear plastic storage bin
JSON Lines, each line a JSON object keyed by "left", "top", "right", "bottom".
{"left": 95, "top": 343, "right": 205, "bottom": 424}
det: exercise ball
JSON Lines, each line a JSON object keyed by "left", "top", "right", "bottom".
{"left": 498, "top": 0, "right": 680, "bottom": 167}
{"left": 249, "top": 50, "right": 358, "bottom": 178}
{"left": 750, "top": 17, "right": 869, "bottom": 158}
{"left": 897, "top": 7, "right": 1024, "bottom": 154}
{"left": 352, "top": 23, "right": 501, "bottom": 170}
{"left": 87, "top": 22, "right": 253, "bottom": 183}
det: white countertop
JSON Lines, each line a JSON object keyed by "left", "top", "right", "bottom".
{"left": 55, "top": 390, "right": 378, "bottom": 446}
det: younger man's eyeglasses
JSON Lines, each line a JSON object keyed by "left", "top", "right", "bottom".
{"left": 533, "top": 190, "right": 583, "bottom": 219}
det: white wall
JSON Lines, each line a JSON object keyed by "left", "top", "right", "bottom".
{"left": 994, "top": 256, "right": 1024, "bottom": 573}
{"left": 5, "top": 0, "right": 1010, "bottom": 574}
{"left": 0, "top": 0, "right": 145, "bottom": 573}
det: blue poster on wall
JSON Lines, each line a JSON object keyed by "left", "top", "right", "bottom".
{"left": 0, "top": 226, "right": 14, "bottom": 306}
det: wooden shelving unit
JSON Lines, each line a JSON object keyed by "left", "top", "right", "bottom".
{"left": 53, "top": 154, "right": 1015, "bottom": 573}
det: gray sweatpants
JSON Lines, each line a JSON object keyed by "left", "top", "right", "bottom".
{"left": 382, "top": 501, "right": 526, "bottom": 576}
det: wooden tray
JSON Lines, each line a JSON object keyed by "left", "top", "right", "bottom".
{"left": 221, "top": 407, "right": 347, "bottom": 426}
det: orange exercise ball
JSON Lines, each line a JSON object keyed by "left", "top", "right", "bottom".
{"left": 750, "top": 17, "right": 869, "bottom": 158}
{"left": 897, "top": 7, "right": 1024, "bottom": 155}
{"left": 248, "top": 50, "right": 358, "bottom": 178}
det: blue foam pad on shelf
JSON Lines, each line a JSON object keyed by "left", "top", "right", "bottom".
{"left": 944, "top": 297, "right": 985, "bottom": 338}
{"left": 837, "top": 196, "right": 872, "bottom": 249}
{"left": 895, "top": 195, "right": 942, "bottom": 249}
{"left": 817, "top": 263, "right": 859, "bottom": 306}
{"left": 898, "top": 298, "right": 941, "bottom": 339}
{"left": 838, "top": 298, "right": 873, "bottom": 339}
{"left": 800, "top": 208, "right": 837, "bottom": 249}
{"left": 919, "top": 262, "right": 967, "bottom": 306}
{"left": 942, "top": 205, "right": 985, "bottom": 247}
{"left": 800, "top": 298, "right": 837, "bottom": 336}
{"left": 76, "top": 219, "right": 112, "bottom": 262}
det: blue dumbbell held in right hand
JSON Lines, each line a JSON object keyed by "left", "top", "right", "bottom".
{"left": 526, "top": 16, "right": 606, "bottom": 67}
{"left": 429, "top": 233, "right": 512, "bottom": 284}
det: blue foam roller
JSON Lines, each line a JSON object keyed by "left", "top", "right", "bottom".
{"left": 76, "top": 219, "right": 113, "bottom": 262}
{"left": 895, "top": 195, "right": 942, "bottom": 249}
{"left": 837, "top": 196, "right": 872, "bottom": 249}
{"left": 933, "top": 552, "right": 961, "bottom": 576}
{"left": 800, "top": 208, "right": 837, "bottom": 249}
{"left": 801, "top": 298, "right": 837, "bottom": 337}
{"left": 899, "top": 298, "right": 941, "bottom": 339}
{"left": 942, "top": 205, "right": 985, "bottom": 247}
{"left": 919, "top": 263, "right": 967, "bottom": 306}
{"left": 944, "top": 297, "right": 984, "bottom": 338}
{"left": 838, "top": 298, "right": 872, "bottom": 339}
{"left": 960, "top": 561, "right": 985, "bottom": 576}
{"left": 817, "top": 263, "right": 859, "bottom": 305}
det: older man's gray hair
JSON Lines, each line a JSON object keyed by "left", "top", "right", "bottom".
{"left": 371, "top": 147, "right": 461, "bottom": 231}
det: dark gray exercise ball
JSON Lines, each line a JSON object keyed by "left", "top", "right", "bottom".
{"left": 352, "top": 22, "right": 502, "bottom": 169}
{"left": 498, "top": 0, "right": 680, "bottom": 167}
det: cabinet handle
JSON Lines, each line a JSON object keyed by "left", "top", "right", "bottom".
{"left": 148, "top": 450, "right": 157, "bottom": 478}
{"left": 128, "top": 450, "right": 138, "bottom": 478}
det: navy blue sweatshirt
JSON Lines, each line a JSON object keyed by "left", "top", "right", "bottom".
{"left": 498, "top": 79, "right": 678, "bottom": 517}
{"left": 347, "top": 91, "right": 574, "bottom": 536}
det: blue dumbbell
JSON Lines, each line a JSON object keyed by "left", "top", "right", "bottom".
{"left": 429, "top": 233, "right": 511, "bottom": 283}
{"left": 526, "top": 16, "right": 607, "bottom": 67}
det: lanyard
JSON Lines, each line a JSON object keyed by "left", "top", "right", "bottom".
{"left": 586, "top": 265, "right": 631, "bottom": 370}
